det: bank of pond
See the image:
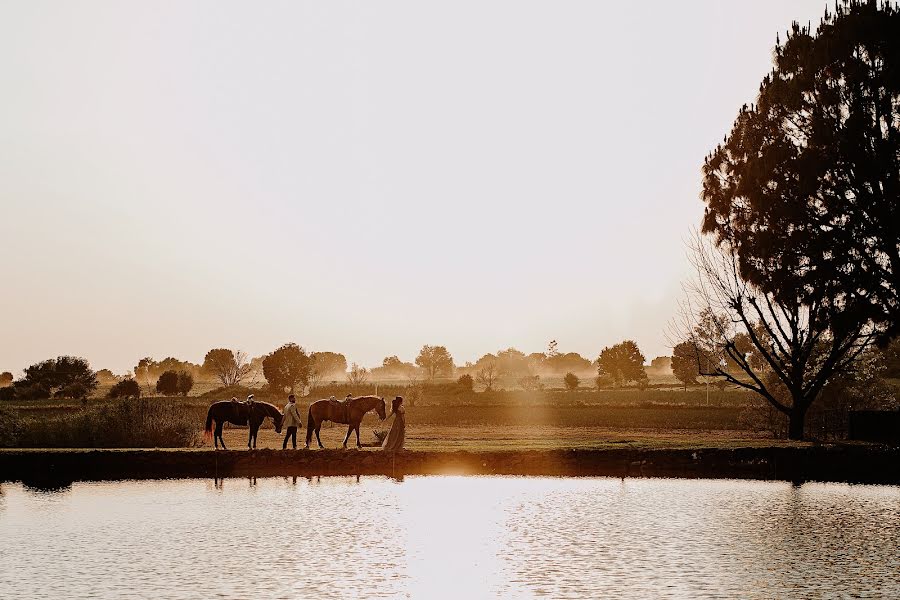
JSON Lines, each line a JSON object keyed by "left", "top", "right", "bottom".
{"left": 2, "top": 445, "right": 899, "bottom": 488}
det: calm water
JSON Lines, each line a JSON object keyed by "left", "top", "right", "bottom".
{"left": 1, "top": 476, "right": 898, "bottom": 599}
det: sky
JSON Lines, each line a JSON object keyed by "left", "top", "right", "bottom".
{"left": 0, "top": 0, "right": 829, "bottom": 375}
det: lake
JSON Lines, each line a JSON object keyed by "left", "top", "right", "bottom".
{"left": 1, "top": 476, "right": 898, "bottom": 599}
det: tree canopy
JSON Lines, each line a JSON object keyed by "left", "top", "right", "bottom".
{"left": 671, "top": 341, "right": 700, "bottom": 388}
{"left": 415, "top": 345, "right": 454, "bottom": 381}
{"left": 17, "top": 356, "right": 98, "bottom": 399}
{"left": 108, "top": 378, "right": 141, "bottom": 399}
{"left": 596, "top": 341, "right": 647, "bottom": 387}
{"left": 310, "top": 352, "right": 348, "bottom": 378}
{"left": 203, "top": 348, "right": 251, "bottom": 387}
{"left": 694, "top": 1, "right": 897, "bottom": 438}
{"left": 263, "top": 343, "right": 311, "bottom": 395}
{"left": 701, "top": 1, "right": 900, "bottom": 339}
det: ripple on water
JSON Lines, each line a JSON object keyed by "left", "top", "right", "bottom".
{"left": 0, "top": 476, "right": 898, "bottom": 599}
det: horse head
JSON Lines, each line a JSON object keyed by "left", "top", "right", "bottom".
{"left": 273, "top": 409, "right": 284, "bottom": 434}
{"left": 376, "top": 397, "right": 386, "bottom": 421}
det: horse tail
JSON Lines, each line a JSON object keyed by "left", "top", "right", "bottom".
{"left": 204, "top": 406, "right": 214, "bottom": 439}
{"left": 305, "top": 405, "right": 315, "bottom": 445}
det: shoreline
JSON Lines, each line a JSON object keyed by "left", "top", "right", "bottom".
{"left": 2, "top": 445, "right": 899, "bottom": 486}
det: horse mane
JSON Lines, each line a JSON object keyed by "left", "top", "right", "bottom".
{"left": 349, "top": 395, "right": 383, "bottom": 405}
{"left": 253, "top": 400, "right": 282, "bottom": 417}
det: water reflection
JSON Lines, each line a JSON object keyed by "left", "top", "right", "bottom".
{"left": 0, "top": 476, "right": 898, "bottom": 599}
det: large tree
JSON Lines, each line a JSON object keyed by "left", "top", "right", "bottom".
{"left": 670, "top": 341, "right": 700, "bottom": 389}
{"left": 16, "top": 355, "right": 98, "bottom": 399}
{"left": 701, "top": 1, "right": 900, "bottom": 339}
{"left": 684, "top": 237, "right": 876, "bottom": 439}
{"left": 202, "top": 348, "right": 251, "bottom": 387}
{"left": 0, "top": 372, "right": 12, "bottom": 387}
{"left": 596, "top": 341, "right": 647, "bottom": 387}
{"left": 694, "top": 1, "right": 897, "bottom": 439}
{"left": 263, "top": 343, "right": 311, "bottom": 395}
{"left": 310, "top": 352, "right": 348, "bottom": 378}
{"left": 415, "top": 345, "right": 454, "bottom": 381}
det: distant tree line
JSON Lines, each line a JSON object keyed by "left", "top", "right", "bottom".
{"left": 0, "top": 338, "right": 667, "bottom": 402}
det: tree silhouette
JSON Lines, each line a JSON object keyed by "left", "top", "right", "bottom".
{"left": 596, "top": 341, "right": 647, "bottom": 387}
{"left": 475, "top": 362, "right": 500, "bottom": 391}
{"left": 17, "top": 356, "right": 97, "bottom": 399}
{"left": 176, "top": 370, "right": 194, "bottom": 396}
{"left": 683, "top": 237, "right": 875, "bottom": 439}
{"left": 203, "top": 348, "right": 250, "bottom": 387}
{"left": 310, "top": 352, "right": 347, "bottom": 378}
{"left": 347, "top": 362, "right": 370, "bottom": 386}
{"left": 695, "top": 2, "right": 897, "bottom": 438}
{"left": 108, "top": 378, "right": 140, "bottom": 399}
{"left": 156, "top": 370, "right": 180, "bottom": 396}
{"left": 671, "top": 341, "right": 700, "bottom": 389}
{"left": 415, "top": 345, "right": 454, "bottom": 381}
{"left": 262, "top": 343, "right": 311, "bottom": 395}
{"left": 564, "top": 372, "right": 580, "bottom": 391}
{"left": 701, "top": 1, "right": 900, "bottom": 339}
{"left": 456, "top": 373, "right": 474, "bottom": 393}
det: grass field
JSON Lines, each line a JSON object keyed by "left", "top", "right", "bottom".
{"left": 0, "top": 384, "right": 822, "bottom": 449}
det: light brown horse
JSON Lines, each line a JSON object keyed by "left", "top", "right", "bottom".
{"left": 204, "top": 400, "right": 284, "bottom": 450}
{"left": 306, "top": 395, "right": 386, "bottom": 449}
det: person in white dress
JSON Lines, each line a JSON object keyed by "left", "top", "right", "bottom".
{"left": 381, "top": 396, "right": 405, "bottom": 451}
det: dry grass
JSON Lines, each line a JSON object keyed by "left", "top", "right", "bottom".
{"left": 2, "top": 387, "right": 781, "bottom": 450}
{"left": 6, "top": 398, "right": 201, "bottom": 448}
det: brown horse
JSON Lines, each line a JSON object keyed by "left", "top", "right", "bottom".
{"left": 306, "top": 395, "right": 386, "bottom": 449}
{"left": 204, "top": 400, "right": 284, "bottom": 450}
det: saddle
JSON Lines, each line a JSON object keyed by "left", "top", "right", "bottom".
{"left": 328, "top": 398, "right": 350, "bottom": 422}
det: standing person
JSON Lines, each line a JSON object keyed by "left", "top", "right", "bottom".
{"left": 282, "top": 394, "right": 302, "bottom": 449}
{"left": 381, "top": 396, "right": 405, "bottom": 451}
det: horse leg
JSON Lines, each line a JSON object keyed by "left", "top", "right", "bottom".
{"left": 216, "top": 422, "right": 227, "bottom": 450}
{"left": 342, "top": 425, "right": 352, "bottom": 449}
{"left": 315, "top": 425, "right": 324, "bottom": 449}
{"left": 355, "top": 423, "right": 362, "bottom": 449}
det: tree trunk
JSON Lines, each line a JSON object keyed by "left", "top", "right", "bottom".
{"left": 787, "top": 403, "right": 809, "bottom": 441}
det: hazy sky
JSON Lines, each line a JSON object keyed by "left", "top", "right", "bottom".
{"left": 1, "top": 1, "right": 828, "bottom": 375}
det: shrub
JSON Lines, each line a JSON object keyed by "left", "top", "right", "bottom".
{"left": 13, "top": 382, "right": 51, "bottom": 400}
{"left": 456, "top": 374, "right": 474, "bottom": 393}
{"left": 108, "top": 378, "right": 141, "bottom": 399}
{"left": 564, "top": 372, "right": 580, "bottom": 391}
{"left": 177, "top": 370, "right": 194, "bottom": 396}
{"left": 0, "top": 387, "right": 16, "bottom": 402}
{"left": 19, "top": 356, "right": 97, "bottom": 397}
{"left": 156, "top": 370, "right": 179, "bottom": 395}
{"left": 54, "top": 382, "right": 91, "bottom": 399}
{"left": 15, "top": 398, "right": 201, "bottom": 448}
{"left": 0, "top": 406, "right": 23, "bottom": 446}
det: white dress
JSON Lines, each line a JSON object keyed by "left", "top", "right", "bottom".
{"left": 381, "top": 406, "right": 406, "bottom": 451}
